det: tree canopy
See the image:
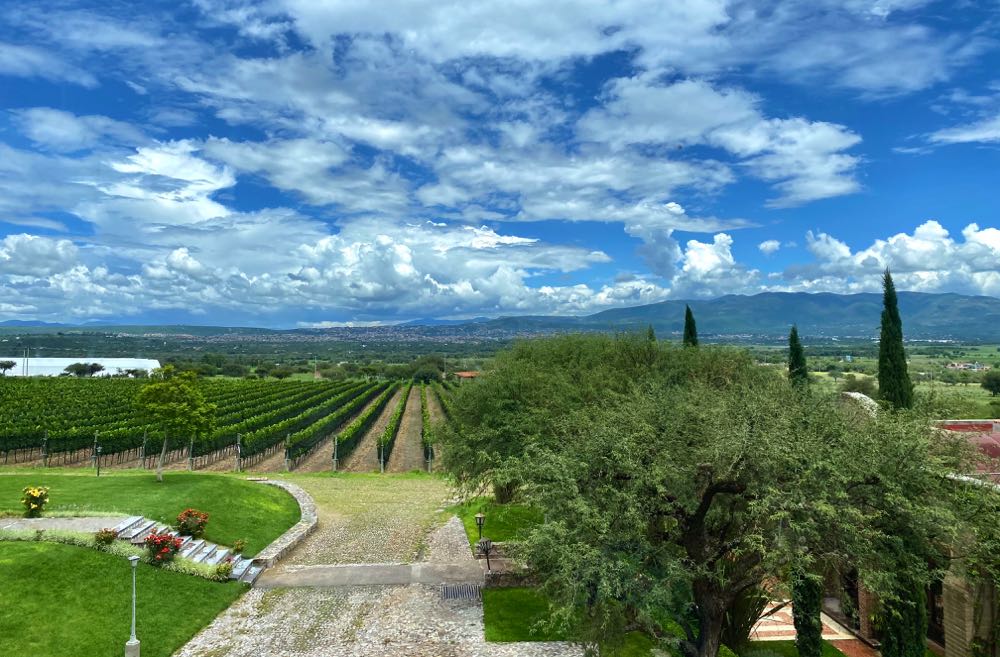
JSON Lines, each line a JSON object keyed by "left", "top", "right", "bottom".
{"left": 441, "top": 334, "right": 992, "bottom": 657}
{"left": 982, "top": 370, "right": 1000, "bottom": 397}
{"left": 135, "top": 365, "right": 216, "bottom": 444}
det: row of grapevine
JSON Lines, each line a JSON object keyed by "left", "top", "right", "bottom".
{"left": 378, "top": 381, "right": 412, "bottom": 464}
{"left": 333, "top": 383, "right": 399, "bottom": 463}
{"left": 240, "top": 382, "right": 379, "bottom": 458}
{"left": 284, "top": 381, "right": 393, "bottom": 463}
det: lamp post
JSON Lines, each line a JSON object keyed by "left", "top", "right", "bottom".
{"left": 96, "top": 445, "right": 102, "bottom": 477}
{"left": 125, "top": 555, "right": 140, "bottom": 657}
{"left": 474, "top": 512, "right": 485, "bottom": 541}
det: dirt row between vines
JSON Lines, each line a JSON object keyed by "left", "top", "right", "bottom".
{"left": 341, "top": 389, "right": 403, "bottom": 473}
{"left": 425, "top": 387, "right": 447, "bottom": 472}
{"left": 386, "top": 385, "right": 424, "bottom": 473}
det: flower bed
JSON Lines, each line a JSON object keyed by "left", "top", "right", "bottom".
{"left": 144, "top": 530, "right": 183, "bottom": 564}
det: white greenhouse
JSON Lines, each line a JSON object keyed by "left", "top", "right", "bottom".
{"left": 0, "top": 357, "right": 161, "bottom": 377}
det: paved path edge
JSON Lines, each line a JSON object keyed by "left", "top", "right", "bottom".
{"left": 251, "top": 479, "right": 318, "bottom": 569}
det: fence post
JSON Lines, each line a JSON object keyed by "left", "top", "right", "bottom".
{"left": 188, "top": 439, "right": 194, "bottom": 471}
{"left": 139, "top": 430, "right": 147, "bottom": 467}
{"left": 379, "top": 443, "right": 384, "bottom": 474}
{"left": 91, "top": 431, "right": 99, "bottom": 468}
{"left": 42, "top": 431, "right": 49, "bottom": 468}
{"left": 332, "top": 435, "right": 338, "bottom": 472}
{"left": 235, "top": 434, "right": 242, "bottom": 472}
{"left": 284, "top": 434, "right": 290, "bottom": 471}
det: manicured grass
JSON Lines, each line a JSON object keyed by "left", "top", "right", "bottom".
{"left": 0, "top": 541, "right": 244, "bottom": 657}
{"left": 482, "top": 587, "right": 568, "bottom": 642}
{"left": 449, "top": 497, "right": 544, "bottom": 545}
{"left": 0, "top": 471, "right": 299, "bottom": 555}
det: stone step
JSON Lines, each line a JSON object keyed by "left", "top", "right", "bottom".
{"left": 240, "top": 564, "right": 263, "bottom": 585}
{"left": 112, "top": 516, "right": 144, "bottom": 536}
{"left": 230, "top": 557, "right": 252, "bottom": 580}
{"left": 191, "top": 542, "right": 217, "bottom": 564}
{"left": 121, "top": 519, "right": 157, "bottom": 542}
{"left": 205, "top": 548, "right": 230, "bottom": 566}
{"left": 179, "top": 539, "right": 205, "bottom": 559}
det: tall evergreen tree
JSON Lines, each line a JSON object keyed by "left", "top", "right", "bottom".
{"left": 683, "top": 305, "right": 698, "bottom": 347}
{"left": 877, "top": 269, "right": 914, "bottom": 409}
{"left": 646, "top": 324, "right": 656, "bottom": 342}
{"left": 788, "top": 325, "right": 808, "bottom": 388}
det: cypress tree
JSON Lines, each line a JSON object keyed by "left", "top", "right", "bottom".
{"left": 683, "top": 305, "right": 698, "bottom": 347}
{"left": 877, "top": 269, "right": 914, "bottom": 409}
{"left": 792, "top": 567, "right": 823, "bottom": 657}
{"left": 880, "top": 580, "right": 928, "bottom": 657}
{"left": 646, "top": 324, "right": 656, "bottom": 342}
{"left": 788, "top": 325, "right": 808, "bottom": 388}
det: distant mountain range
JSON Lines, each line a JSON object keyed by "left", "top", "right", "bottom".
{"left": 2, "top": 292, "right": 998, "bottom": 341}
{"left": 408, "top": 291, "right": 1000, "bottom": 340}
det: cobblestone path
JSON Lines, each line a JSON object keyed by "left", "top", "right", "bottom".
{"left": 177, "top": 479, "right": 582, "bottom": 657}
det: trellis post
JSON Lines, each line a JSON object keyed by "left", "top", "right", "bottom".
{"left": 235, "top": 434, "right": 242, "bottom": 472}
{"left": 42, "top": 431, "right": 49, "bottom": 468}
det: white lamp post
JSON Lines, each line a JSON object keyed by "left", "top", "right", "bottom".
{"left": 125, "top": 555, "right": 141, "bottom": 657}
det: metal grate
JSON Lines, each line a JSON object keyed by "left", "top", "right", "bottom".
{"left": 441, "top": 583, "right": 482, "bottom": 601}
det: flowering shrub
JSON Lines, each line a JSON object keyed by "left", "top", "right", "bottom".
{"left": 176, "top": 508, "right": 209, "bottom": 538}
{"left": 94, "top": 528, "right": 118, "bottom": 546}
{"left": 232, "top": 538, "right": 246, "bottom": 554}
{"left": 144, "top": 530, "right": 183, "bottom": 564}
{"left": 21, "top": 486, "right": 49, "bottom": 518}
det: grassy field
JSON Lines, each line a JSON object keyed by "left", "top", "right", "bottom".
{"left": 448, "top": 497, "right": 544, "bottom": 545}
{"left": 482, "top": 587, "right": 568, "bottom": 642}
{"left": 0, "top": 471, "right": 300, "bottom": 555}
{"left": 0, "top": 541, "right": 244, "bottom": 657}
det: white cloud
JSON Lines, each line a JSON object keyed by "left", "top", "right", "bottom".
{"left": 758, "top": 239, "right": 781, "bottom": 255}
{"left": 0, "top": 41, "right": 97, "bottom": 87}
{"left": 929, "top": 113, "right": 1000, "bottom": 144}
{"left": 13, "top": 108, "right": 146, "bottom": 152}
{"left": 785, "top": 220, "right": 1000, "bottom": 296}
{"left": 0, "top": 234, "right": 78, "bottom": 276}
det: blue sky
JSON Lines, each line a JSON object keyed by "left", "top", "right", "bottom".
{"left": 1, "top": 0, "right": 999, "bottom": 327}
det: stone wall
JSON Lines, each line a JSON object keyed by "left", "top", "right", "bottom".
{"left": 251, "top": 479, "right": 318, "bottom": 568}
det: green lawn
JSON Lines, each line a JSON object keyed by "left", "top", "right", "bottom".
{"left": 449, "top": 497, "right": 544, "bottom": 545}
{"left": 482, "top": 587, "right": 568, "bottom": 642}
{"left": 0, "top": 541, "right": 244, "bottom": 657}
{"left": 0, "top": 471, "right": 299, "bottom": 555}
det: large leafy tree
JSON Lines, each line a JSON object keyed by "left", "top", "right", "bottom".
{"left": 0, "top": 360, "right": 15, "bottom": 376}
{"left": 788, "top": 325, "right": 808, "bottom": 388}
{"left": 982, "top": 371, "right": 1000, "bottom": 397}
{"left": 136, "top": 365, "right": 215, "bottom": 481}
{"left": 443, "top": 335, "right": 987, "bottom": 657}
{"left": 683, "top": 305, "right": 699, "bottom": 347}
{"left": 877, "top": 270, "right": 914, "bottom": 409}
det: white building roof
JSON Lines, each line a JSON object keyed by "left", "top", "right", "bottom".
{"left": 0, "top": 357, "right": 161, "bottom": 377}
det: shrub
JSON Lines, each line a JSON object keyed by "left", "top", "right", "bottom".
{"left": 232, "top": 538, "right": 246, "bottom": 554}
{"left": 176, "top": 508, "right": 209, "bottom": 538}
{"left": 144, "top": 530, "right": 183, "bottom": 564}
{"left": 213, "top": 559, "right": 234, "bottom": 581}
{"left": 94, "top": 528, "right": 118, "bottom": 546}
{"left": 20, "top": 486, "right": 49, "bottom": 518}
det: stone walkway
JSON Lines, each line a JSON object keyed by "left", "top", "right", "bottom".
{"left": 0, "top": 516, "right": 126, "bottom": 532}
{"left": 177, "top": 506, "right": 582, "bottom": 657}
{"left": 750, "top": 602, "right": 855, "bottom": 640}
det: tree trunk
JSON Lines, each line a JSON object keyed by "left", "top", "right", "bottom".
{"left": 692, "top": 581, "right": 727, "bottom": 657}
{"left": 494, "top": 481, "right": 519, "bottom": 504}
{"left": 156, "top": 434, "right": 168, "bottom": 482}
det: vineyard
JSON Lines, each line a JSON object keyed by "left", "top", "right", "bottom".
{"left": 0, "top": 377, "right": 446, "bottom": 473}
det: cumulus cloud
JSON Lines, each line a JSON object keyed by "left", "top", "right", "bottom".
{"left": 784, "top": 220, "right": 1000, "bottom": 296}
{"left": 758, "top": 239, "right": 781, "bottom": 255}
{"left": 0, "top": 234, "right": 78, "bottom": 277}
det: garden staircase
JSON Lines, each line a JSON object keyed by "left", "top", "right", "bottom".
{"left": 110, "top": 516, "right": 264, "bottom": 584}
